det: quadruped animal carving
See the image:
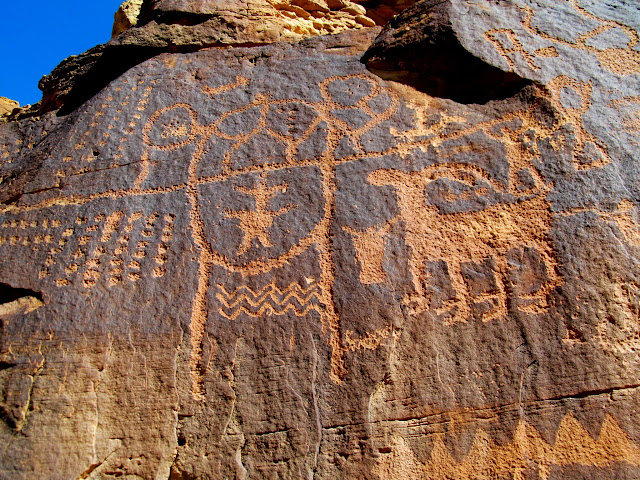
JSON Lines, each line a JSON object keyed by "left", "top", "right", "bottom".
{"left": 369, "top": 161, "right": 559, "bottom": 324}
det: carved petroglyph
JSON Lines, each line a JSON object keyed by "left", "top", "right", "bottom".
{"left": 485, "top": 28, "right": 542, "bottom": 73}
{"left": 485, "top": 0, "right": 640, "bottom": 77}
{"left": 343, "top": 219, "right": 397, "bottom": 285}
{"left": 0, "top": 210, "right": 173, "bottom": 289}
{"left": 545, "top": 75, "right": 610, "bottom": 169}
{"left": 523, "top": 0, "right": 640, "bottom": 76}
{"left": 153, "top": 214, "right": 174, "bottom": 278}
{"left": 371, "top": 89, "right": 573, "bottom": 323}
{"left": 57, "top": 77, "right": 157, "bottom": 176}
{"left": 374, "top": 413, "right": 640, "bottom": 480}
{"left": 138, "top": 74, "right": 399, "bottom": 390}
{"left": 30, "top": 68, "right": 607, "bottom": 390}
{"left": 216, "top": 280, "right": 323, "bottom": 320}
{"left": 0, "top": 55, "right": 618, "bottom": 390}
{"left": 369, "top": 162, "right": 559, "bottom": 324}
{"left": 481, "top": 1, "right": 640, "bottom": 171}
{"left": 611, "top": 95, "right": 640, "bottom": 142}
{"left": 223, "top": 178, "right": 295, "bottom": 256}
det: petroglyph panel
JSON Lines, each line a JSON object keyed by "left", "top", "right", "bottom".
{"left": 1, "top": 13, "right": 640, "bottom": 478}
{"left": 5, "top": 40, "right": 635, "bottom": 390}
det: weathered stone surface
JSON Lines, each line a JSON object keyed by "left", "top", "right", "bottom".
{"left": 0, "top": 97, "right": 19, "bottom": 124}
{"left": 36, "top": 0, "right": 394, "bottom": 117}
{"left": 1, "top": 0, "right": 640, "bottom": 479}
{"left": 112, "top": 0, "right": 382, "bottom": 49}
{"left": 363, "top": 0, "right": 533, "bottom": 103}
{"left": 0, "top": 98, "right": 19, "bottom": 117}
{"left": 112, "top": 0, "right": 145, "bottom": 37}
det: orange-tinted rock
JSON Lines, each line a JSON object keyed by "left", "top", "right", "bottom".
{"left": 112, "top": 0, "right": 144, "bottom": 37}
{"left": 0, "top": 97, "right": 19, "bottom": 123}
{"left": 1, "top": 1, "right": 639, "bottom": 479}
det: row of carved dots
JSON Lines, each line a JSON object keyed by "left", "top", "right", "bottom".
{"left": 18, "top": 211, "right": 167, "bottom": 288}
{"left": 62, "top": 78, "right": 159, "bottom": 171}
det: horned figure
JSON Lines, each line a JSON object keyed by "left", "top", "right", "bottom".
{"left": 368, "top": 161, "right": 560, "bottom": 324}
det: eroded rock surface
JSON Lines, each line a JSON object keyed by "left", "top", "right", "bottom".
{"left": 1, "top": 0, "right": 640, "bottom": 479}
{"left": 112, "top": 0, "right": 145, "bottom": 37}
{"left": 0, "top": 97, "right": 19, "bottom": 123}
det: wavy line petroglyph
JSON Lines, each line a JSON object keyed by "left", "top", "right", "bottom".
{"left": 216, "top": 280, "right": 323, "bottom": 320}
{"left": 374, "top": 413, "right": 640, "bottom": 480}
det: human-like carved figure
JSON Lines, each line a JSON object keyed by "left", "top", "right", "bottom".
{"left": 223, "top": 180, "right": 295, "bottom": 255}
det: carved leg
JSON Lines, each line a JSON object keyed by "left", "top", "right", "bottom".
{"left": 404, "top": 252, "right": 431, "bottom": 316}
{"left": 440, "top": 262, "right": 472, "bottom": 325}
{"left": 475, "top": 256, "right": 508, "bottom": 322}
{"left": 515, "top": 244, "right": 560, "bottom": 315}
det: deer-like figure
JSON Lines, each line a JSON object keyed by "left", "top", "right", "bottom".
{"left": 368, "top": 161, "right": 560, "bottom": 324}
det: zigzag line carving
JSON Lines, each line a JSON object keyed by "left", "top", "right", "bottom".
{"left": 374, "top": 413, "right": 640, "bottom": 480}
{"left": 216, "top": 281, "right": 323, "bottom": 320}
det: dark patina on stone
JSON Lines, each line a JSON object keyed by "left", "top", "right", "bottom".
{"left": 1, "top": 1, "right": 640, "bottom": 478}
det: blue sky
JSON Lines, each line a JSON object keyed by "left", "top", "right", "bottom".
{"left": 1, "top": 1, "right": 124, "bottom": 106}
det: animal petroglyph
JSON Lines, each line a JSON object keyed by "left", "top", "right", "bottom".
{"left": 367, "top": 90, "right": 566, "bottom": 323}
{"left": 369, "top": 162, "right": 559, "bottom": 324}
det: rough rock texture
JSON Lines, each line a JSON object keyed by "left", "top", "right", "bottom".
{"left": 363, "top": 0, "right": 533, "bottom": 102}
{"left": 37, "top": 0, "right": 406, "bottom": 118}
{"left": 0, "top": 97, "right": 19, "bottom": 123}
{"left": 1, "top": 0, "right": 640, "bottom": 479}
{"left": 112, "top": 0, "right": 376, "bottom": 50}
{"left": 112, "top": 0, "right": 145, "bottom": 37}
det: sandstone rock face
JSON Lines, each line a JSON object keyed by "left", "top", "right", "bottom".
{"left": 112, "top": 0, "right": 145, "bottom": 37}
{"left": 112, "top": 0, "right": 381, "bottom": 49}
{"left": 37, "top": 0, "right": 396, "bottom": 118}
{"left": 1, "top": 0, "right": 640, "bottom": 479}
{"left": 0, "top": 97, "right": 19, "bottom": 123}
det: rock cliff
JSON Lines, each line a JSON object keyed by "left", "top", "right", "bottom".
{"left": 1, "top": 0, "right": 639, "bottom": 479}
